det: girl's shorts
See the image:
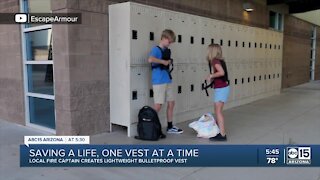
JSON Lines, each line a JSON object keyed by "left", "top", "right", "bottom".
{"left": 213, "top": 86, "right": 230, "bottom": 103}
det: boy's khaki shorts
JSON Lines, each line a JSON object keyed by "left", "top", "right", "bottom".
{"left": 153, "top": 83, "right": 175, "bottom": 104}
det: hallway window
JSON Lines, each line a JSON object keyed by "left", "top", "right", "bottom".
{"left": 23, "top": 0, "right": 51, "bottom": 27}
{"left": 25, "top": 29, "right": 52, "bottom": 61}
{"left": 27, "top": 64, "right": 54, "bottom": 95}
{"left": 269, "top": 11, "right": 283, "bottom": 31}
{"left": 21, "top": 0, "right": 55, "bottom": 132}
{"left": 29, "top": 97, "right": 55, "bottom": 129}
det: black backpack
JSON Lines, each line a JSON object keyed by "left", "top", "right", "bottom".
{"left": 202, "top": 59, "right": 230, "bottom": 96}
{"left": 213, "top": 59, "right": 229, "bottom": 84}
{"left": 135, "top": 106, "right": 166, "bottom": 141}
{"left": 151, "top": 46, "right": 173, "bottom": 79}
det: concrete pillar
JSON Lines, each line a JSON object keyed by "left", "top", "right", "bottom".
{"left": 0, "top": 0, "right": 25, "bottom": 125}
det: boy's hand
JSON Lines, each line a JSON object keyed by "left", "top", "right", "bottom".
{"left": 162, "top": 60, "right": 171, "bottom": 66}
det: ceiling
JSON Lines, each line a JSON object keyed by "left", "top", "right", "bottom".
{"left": 292, "top": 10, "right": 320, "bottom": 26}
{"left": 267, "top": 0, "right": 320, "bottom": 13}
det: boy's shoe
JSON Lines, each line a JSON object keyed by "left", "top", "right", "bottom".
{"left": 209, "top": 133, "right": 227, "bottom": 141}
{"left": 167, "top": 126, "right": 183, "bottom": 134}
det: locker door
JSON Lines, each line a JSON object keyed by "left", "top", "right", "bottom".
{"left": 226, "top": 62, "right": 235, "bottom": 102}
{"left": 175, "top": 64, "right": 186, "bottom": 113}
{"left": 130, "top": 67, "right": 149, "bottom": 124}
{"left": 252, "top": 61, "right": 259, "bottom": 98}
{"left": 190, "top": 16, "right": 201, "bottom": 64}
{"left": 199, "top": 63, "right": 211, "bottom": 108}
{"left": 188, "top": 65, "right": 198, "bottom": 110}
{"left": 173, "top": 14, "right": 188, "bottom": 65}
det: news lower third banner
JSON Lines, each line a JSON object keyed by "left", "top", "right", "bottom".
{"left": 20, "top": 138, "right": 320, "bottom": 167}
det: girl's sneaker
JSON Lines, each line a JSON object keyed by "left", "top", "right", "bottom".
{"left": 209, "top": 133, "right": 227, "bottom": 141}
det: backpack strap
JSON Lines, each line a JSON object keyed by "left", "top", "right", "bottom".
{"left": 208, "top": 60, "right": 214, "bottom": 87}
{"left": 151, "top": 46, "right": 163, "bottom": 69}
{"left": 208, "top": 60, "right": 212, "bottom": 74}
{"left": 219, "top": 59, "right": 230, "bottom": 85}
{"left": 156, "top": 45, "right": 162, "bottom": 51}
{"left": 202, "top": 60, "right": 214, "bottom": 96}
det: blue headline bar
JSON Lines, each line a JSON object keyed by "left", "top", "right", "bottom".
{"left": 20, "top": 145, "right": 320, "bottom": 167}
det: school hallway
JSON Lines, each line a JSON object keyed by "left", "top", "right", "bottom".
{"left": 1, "top": 81, "right": 320, "bottom": 180}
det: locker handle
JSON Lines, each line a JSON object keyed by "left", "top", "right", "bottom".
{"left": 132, "top": 91, "right": 138, "bottom": 100}
{"left": 150, "top": 89, "right": 153, "bottom": 98}
{"left": 132, "top": 30, "right": 137, "bottom": 40}
{"left": 178, "top": 35, "right": 182, "bottom": 43}
{"left": 150, "top": 32, "right": 154, "bottom": 41}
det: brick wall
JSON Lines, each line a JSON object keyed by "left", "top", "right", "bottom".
{"left": 52, "top": 0, "right": 109, "bottom": 135}
{"left": 282, "top": 15, "right": 314, "bottom": 88}
{"left": 0, "top": 0, "right": 25, "bottom": 125}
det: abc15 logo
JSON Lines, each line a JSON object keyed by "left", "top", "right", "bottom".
{"left": 287, "top": 147, "right": 311, "bottom": 160}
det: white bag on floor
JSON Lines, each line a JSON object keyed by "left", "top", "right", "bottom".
{"left": 188, "top": 113, "right": 220, "bottom": 138}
